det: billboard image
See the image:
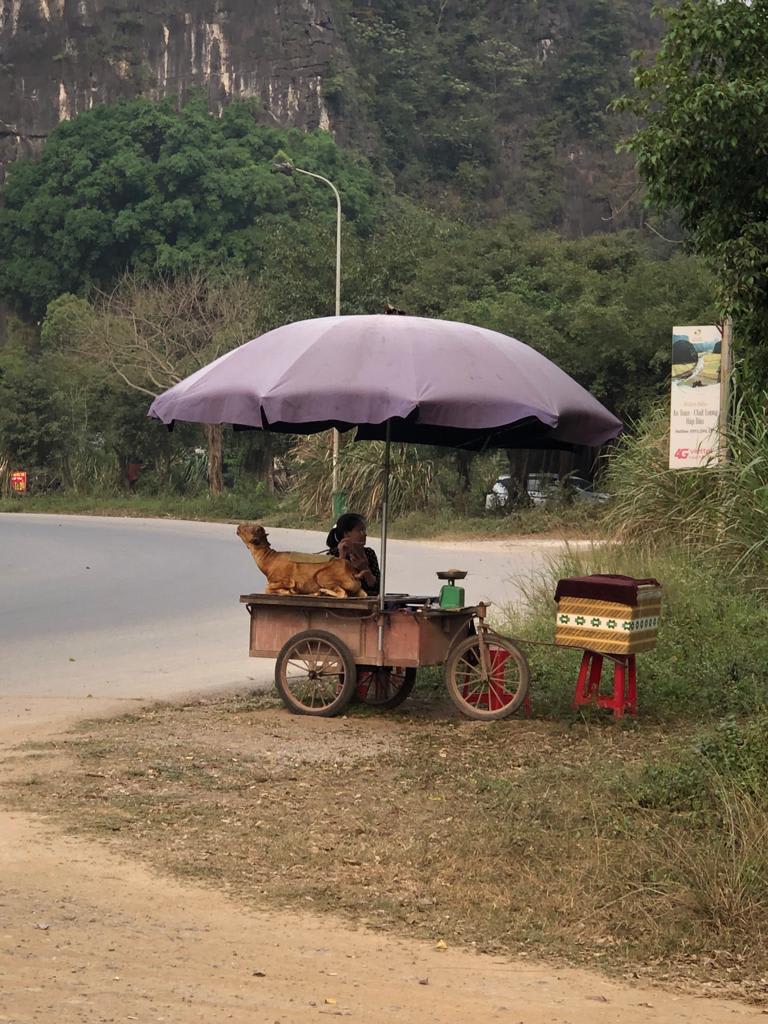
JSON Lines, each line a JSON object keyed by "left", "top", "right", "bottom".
{"left": 669, "top": 325, "right": 723, "bottom": 469}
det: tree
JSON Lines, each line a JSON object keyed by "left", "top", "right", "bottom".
{"left": 0, "top": 95, "right": 384, "bottom": 320}
{"left": 619, "top": 0, "right": 768, "bottom": 385}
{"left": 42, "top": 272, "right": 265, "bottom": 494}
{"left": 395, "top": 219, "right": 716, "bottom": 422}
{"left": 0, "top": 340, "right": 68, "bottom": 483}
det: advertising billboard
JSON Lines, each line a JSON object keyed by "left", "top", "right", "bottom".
{"left": 669, "top": 325, "right": 723, "bottom": 469}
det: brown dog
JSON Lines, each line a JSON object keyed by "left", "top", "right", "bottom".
{"left": 236, "top": 523, "right": 365, "bottom": 598}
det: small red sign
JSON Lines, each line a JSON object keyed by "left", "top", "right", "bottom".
{"left": 10, "top": 471, "right": 27, "bottom": 493}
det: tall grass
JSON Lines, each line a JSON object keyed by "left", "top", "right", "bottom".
{"left": 630, "top": 716, "right": 768, "bottom": 944}
{"left": 664, "top": 784, "right": 768, "bottom": 939}
{"left": 603, "top": 404, "right": 717, "bottom": 544}
{"left": 289, "top": 433, "right": 434, "bottom": 521}
{"left": 604, "top": 393, "right": 768, "bottom": 580}
{"left": 719, "top": 392, "right": 768, "bottom": 576}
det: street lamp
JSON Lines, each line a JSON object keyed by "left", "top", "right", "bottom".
{"left": 273, "top": 155, "right": 344, "bottom": 520}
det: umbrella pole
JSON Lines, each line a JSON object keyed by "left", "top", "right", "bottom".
{"left": 377, "top": 420, "right": 391, "bottom": 663}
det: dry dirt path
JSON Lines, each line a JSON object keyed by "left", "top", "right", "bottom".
{"left": 0, "top": 705, "right": 765, "bottom": 1024}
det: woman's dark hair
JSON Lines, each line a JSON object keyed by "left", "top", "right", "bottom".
{"left": 325, "top": 512, "right": 366, "bottom": 552}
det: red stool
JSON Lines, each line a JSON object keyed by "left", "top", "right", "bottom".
{"left": 572, "top": 649, "right": 637, "bottom": 718}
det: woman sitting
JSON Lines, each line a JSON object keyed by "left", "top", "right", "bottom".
{"left": 326, "top": 513, "right": 380, "bottom": 596}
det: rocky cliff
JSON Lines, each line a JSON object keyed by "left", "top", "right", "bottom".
{"left": 0, "top": 0, "right": 341, "bottom": 173}
{"left": 0, "top": 0, "right": 658, "bottom": 232}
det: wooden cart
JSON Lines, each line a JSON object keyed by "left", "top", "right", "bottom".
{"left": 240, "top": 593, "right": 530, "bottom": 720}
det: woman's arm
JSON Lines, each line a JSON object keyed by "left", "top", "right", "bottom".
{"left": 337, "top": 540, "right": 380, "bottom": 594}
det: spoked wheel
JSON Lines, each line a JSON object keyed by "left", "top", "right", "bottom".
{"left": 445, "top": 632, "right": 530, "bottom": 721}
{"left": 275, "top": 630, "right": 357, "bottom": 717}
{"left": 356, "top": 666, "right": 417, "bottom": 710}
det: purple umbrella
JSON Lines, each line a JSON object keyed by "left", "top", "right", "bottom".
{"left": 148, "top": 315, "right": 621, "bottom": 625}
{"left": 148, "top": 315, "right": 621, "bottom": 449}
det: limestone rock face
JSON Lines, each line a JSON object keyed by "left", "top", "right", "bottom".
{"left": 0, "top": 0, "right": 342, "bottom": 174}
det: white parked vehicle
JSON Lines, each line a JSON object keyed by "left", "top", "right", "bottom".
{"left": 485, "top": 472, "right": 610, "bottom": 510}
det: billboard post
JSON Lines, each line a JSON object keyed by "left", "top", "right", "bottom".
{"left": 718, "top": 318, "right": 733, "bottom": 464}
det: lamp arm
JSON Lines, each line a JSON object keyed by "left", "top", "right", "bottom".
{"left": 293, "top": 167, "right": 341, "bottom": 318}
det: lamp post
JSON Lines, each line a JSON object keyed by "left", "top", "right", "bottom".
{"left": 273, "top": 155, "right": 344, "bottom": 521}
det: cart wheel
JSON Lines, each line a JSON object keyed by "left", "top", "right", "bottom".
{"left": 275, "top": 630, "right": 357, "bottom": 717}
{"left": 356, "top": 667, "right": 417, "bottom": 710}
{"left": 444, "top": 633, "right": 530, "bottom": 721}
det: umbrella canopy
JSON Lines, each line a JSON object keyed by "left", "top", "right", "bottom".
{"left": 148, "top": 315, "right": 621, "bottom": 450}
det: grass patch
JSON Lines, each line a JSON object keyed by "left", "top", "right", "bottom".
{"left": 3, "top": 696, "right": 768, "bottom": 1001}
{"left": 637, "top": 712, "right": 768, "bottom": 811}
{"left": 387, "top": 503, "right": 599, "bottom": 539}
{"left": 0, "top": 491, "right": 600, "bottom": 540}
{"left": 628, "top": 715, "right": 768, "bottom": 951}
{"left": 0, "top": 491, "right": 286, "bottom": 523}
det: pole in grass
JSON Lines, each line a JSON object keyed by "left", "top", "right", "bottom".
{"left": 719, "top": 317, "right": 733, "bottom": 464}
{"left": 376, "top": 418, "right": 391, "bottom": 665}
{"left": 715, "top": 317, "right": 734, "bottom": 547}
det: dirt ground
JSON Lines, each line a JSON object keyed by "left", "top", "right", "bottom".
{"left": 1, "top": 696, "right": 767, "bottom": 1024}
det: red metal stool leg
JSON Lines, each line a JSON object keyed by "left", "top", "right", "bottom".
{"left": 488, "top": 647, "right": 509, "bottom": 712}
{"left": 487, "top": 648, "right": 533, "bottom": 716}
{"left": 573, "top": 650, "right": 639, "bottom": 718}
{"left": 572, "top": 650, "right": 592, "bottom": 708}
{"left": 627, "top": 654, "right": 637, "bottom": 716}
{"left": 586, "top": 652, "right": 603, "bottom": 699}
{"left": 573, "top": 650, "right": 605, "bottom": 709}
{"left": 611, "top": 658, "right": 626, "bottom": 718}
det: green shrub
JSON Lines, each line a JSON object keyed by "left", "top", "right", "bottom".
{"left": 637, "top": 713, "right": 768, "bottom": 812}
{"left": 604, "top": 392, "right": 768, "bottom": 580}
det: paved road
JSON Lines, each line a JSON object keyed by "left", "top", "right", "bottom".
{"left": 0, "top": 514, "right": 562, "bottom": 705}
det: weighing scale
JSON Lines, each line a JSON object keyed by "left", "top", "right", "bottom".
{"left": 436, "top": 569, "right": 467, "bottom": 609}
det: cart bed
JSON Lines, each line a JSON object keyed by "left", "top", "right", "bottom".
{"left": 240, "top": 593, "right": 475, "bottom": 668}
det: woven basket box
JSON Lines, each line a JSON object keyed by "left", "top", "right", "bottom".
{"left": 554, "top": 575, "right": 662, "bottom": 655}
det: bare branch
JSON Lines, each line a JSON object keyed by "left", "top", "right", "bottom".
{"left": 644, "top": 221, "right": 685, "bottom": 244}
{"left": 110, "top": 367, "right": 159, "bottom": 398}
{"left": 436, "top": 0, "right": 448, "bottom": 34}
{"left": 77, "top": 270, "right": 264, "bottom": 398}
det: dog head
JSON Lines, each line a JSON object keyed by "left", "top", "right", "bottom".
{"left": 236, "top": 523, "right": 269, "bottom": 548}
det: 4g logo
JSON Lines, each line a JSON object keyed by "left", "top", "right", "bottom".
{"left": 673, "top": 446, "right": 714, "bottom": 463}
